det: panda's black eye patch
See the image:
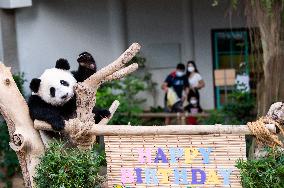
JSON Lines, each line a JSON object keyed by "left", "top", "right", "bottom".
{"left": 50, "top": 87, "right": 55, "bottom": 97}
{"left": 60, "top": 80, "right": 69, "bottom": 87}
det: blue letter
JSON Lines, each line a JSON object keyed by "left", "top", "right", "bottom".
{"left": 154, "top": 148, "right": 168, "bottom": 163}
{"left": 169, "top": 148, "right": 184, "bottom": 163}
{"left": 191, "top": 168, "right": 206, "bottom": 184}
{"left": 135, "top": 168, "right": 143, "bottom": 184}
{"left": 145, "top": 168, "right": 158, "bottom": 185}
{"left": 218, "top": 168, "right": 233, "bottom": 185}
{"left": 198, "top": 148, "right": 212, "bottom": 164}
{"left": 173, "top": 168, "right": 188, "bottom": 184}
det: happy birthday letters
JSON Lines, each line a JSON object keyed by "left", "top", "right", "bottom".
{"left": 120, "top": 147, "right": 233, "bottom": 186}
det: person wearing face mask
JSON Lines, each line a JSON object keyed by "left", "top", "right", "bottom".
{"left": 186, "top": 61, "right": 205, "bottom": 111}
{"left": 185, "top": 96, "right": 203, "bottom": 113}
{"left": 185, "top": 95, "right": 203, "bottom": 125}
{"left": 162, "top": 63, "right": 189, "bottom": 124}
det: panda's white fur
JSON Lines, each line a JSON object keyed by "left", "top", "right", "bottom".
{"left": 28, "top": 56, "right": 111, "bottom": 147}
{"left": 35, "top": 68, "right": 77, "bottom": 106}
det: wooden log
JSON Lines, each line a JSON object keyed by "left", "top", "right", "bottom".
{"left": 34, "top": 122, "right": 276, "bottom": 136}
{"left": 136, "top": 112, "right": 209, "bottom": 118}
{"left": 0, "top": 63, "right": 45, "bottom": 187}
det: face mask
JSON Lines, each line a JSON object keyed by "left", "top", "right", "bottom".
{"left": 188, "top": 67, "right": 195, "bottom": 72}
{"left": 190, "top": 99, "right": 197, "bottom": 105}
{"left": 176, "top": 71, "right": 184, "bottom": 77}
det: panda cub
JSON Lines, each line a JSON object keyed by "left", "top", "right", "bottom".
{"left": 28, "top": 52, "right": 110, "bottom": 132}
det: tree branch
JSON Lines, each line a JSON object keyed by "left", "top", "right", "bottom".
{"left": 74, "top": 43, "right": 140, "bottom": 122}
{"left": 0, "top": 63, "right": 45, "bottom": 187}
{"left": 101, "top": 63, "right": 138, "bottom": 84}
{"left": 98, "top": 100, "right": 120, "bottom": 125}
{"left": 83, "top": 43, "right": 141, "bottom": 88}
{"left": 34, "top": 124, "right": 277, "bottom": 135}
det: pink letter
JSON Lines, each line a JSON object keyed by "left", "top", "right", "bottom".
{"left": 137, "top": 148, "right": 152, "bottom": 163}
{"left": 121, "top": 168, "right": 134, "bottom": 184}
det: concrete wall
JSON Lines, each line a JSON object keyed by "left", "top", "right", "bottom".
{"left": 15, "top": 0, "right": 115, "bottom": 92}
{"left": 13, "top": 0, "right": 246, "bottom": 109}
{"left": 0, "top": 9, "right": 19, "bottom": 73}
{"left": 126, "top": 0, "right": 190, "bottom": 109}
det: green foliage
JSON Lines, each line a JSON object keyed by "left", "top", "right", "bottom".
{"left": 0, "top": 72, "right": 25, "bottom": 188}
{"left": 96, "top": 76, "right": 146, "bottom": 125}
{"left": 236, "top": 147, "right": 284, "bottom": 188}
{"left": 0, "top": 122, "right": 21, "bottom": 188}
{"left": 13, "top": 72, "right": 26, "bottom": 96}
{"left": 198, "top": 110, "right": 225, "bottom": 125}
{"left": 222, "top": 90, "right": 256, "bottom": 124}
{"left": 34, "top": 142, "right": 106, "bottom": 188}
{"left": 92, "top": 143, "right": 107, "bottom": 167}
{"left": 199, "top": 90, "right": 255, "bottom": 125}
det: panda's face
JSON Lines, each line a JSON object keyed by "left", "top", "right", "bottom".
{"left": 37, "top": 68, "right": 77, "bottom": 106}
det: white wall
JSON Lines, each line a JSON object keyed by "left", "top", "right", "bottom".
{"left": 126, "top": 0, "right": 189, "bottom": 109}
{"left": 192, "top": 0, "right": 246, "bottom": 109}
{"left": 14, "top": 0, "right": 247, "bottom": 110}
{"left": 15, "top": 0, "right": 115, "bottom": 93}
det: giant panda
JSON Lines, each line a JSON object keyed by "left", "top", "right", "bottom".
{"left": 28, "top": 53, "right": 110, "bottom": 135}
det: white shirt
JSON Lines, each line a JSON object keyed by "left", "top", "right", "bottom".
{"left": 188, "top": 73, "right": 202, "bottom": 88}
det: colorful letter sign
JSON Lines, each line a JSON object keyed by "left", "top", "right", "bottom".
{"left": 105, "top": 135, "right": 245, "bottom": 187}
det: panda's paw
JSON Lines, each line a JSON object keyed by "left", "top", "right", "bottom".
{"left": 77, "top": 52, "right": 96, "bottom": 71}
{"left": 94, "top": 109, "right": 111, "bottom": 123}
{"left": 99, "top": 109, "right": 111, "bottom": 118}
{"left": 51, "top": 119, "right": 65, "bottom": 131}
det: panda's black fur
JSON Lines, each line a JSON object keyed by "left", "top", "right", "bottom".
{"left": 28, "top": 52, "right": 110, "bottom": 132}
{"left": 73, "top": 51, "right": 97, "bottom": 82}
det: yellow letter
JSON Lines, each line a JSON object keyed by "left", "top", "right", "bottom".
{"left": 206, "top": 170, "right": 220, "bottom": 185}
{"left": 157, "top": 168, "right": 171, "bottom": 183}
{"left": 184, "top": 147, "right": 199, "bottom": 164}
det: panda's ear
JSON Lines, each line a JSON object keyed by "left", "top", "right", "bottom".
{"left": 30, "top": 78, "right": 41, "bottom": 93}
{"left": 55, "top": 58, "right": 70, "bottom": 70}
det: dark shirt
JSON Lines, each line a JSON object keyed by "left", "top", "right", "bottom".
{"left": 164, "top": 71, "right": 189, "bottom": 98}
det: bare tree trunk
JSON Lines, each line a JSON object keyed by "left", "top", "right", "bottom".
{"left": 0, "top": 64, "right": 45, "bottom": 187}
{"left": 245, "top": 0, "right": 284, "bottom": 116}
{"left": 243, "top": 0, "right": 284, "bottom": 158}
{"left": 260, "top": 54, "right": 284, "bottom": 115}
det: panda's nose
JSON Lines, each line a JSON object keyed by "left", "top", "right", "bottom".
{"left": 61, "top": 94, "right": 68, "bottom": 99}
